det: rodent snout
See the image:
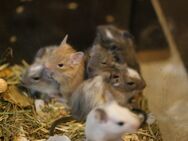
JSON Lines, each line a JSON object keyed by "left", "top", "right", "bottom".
{"left": 43, "top": 66, "right": 54, "bottom": 78}
{"left": 140, "top": 80, "right": 146, "bottom": 90}
{"left": 130, "top": 120, "right": 140, "bottom": 130}
{"left": 131, "top": 108, "right": 147, "bottom": 128}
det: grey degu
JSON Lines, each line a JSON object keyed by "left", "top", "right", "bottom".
{"left": 86, "top": 44, "right": 115, "bottom": 78}
{"left": 93, "top": 25, "right": 140, "bottom": 73}
{"left": 85, "top": 101, "right": 144, "bottom": 141}
{"left": 21, "top": 63, "right": 59, "bottom": 93}
{"left": 21, "top": 45, "right": 60, "bottom": 100}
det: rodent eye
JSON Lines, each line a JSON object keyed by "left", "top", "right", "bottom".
{"left": 114, "top": 55, "right": 120, "bottom": 62}
{"left": 110, "top": 44, "right": 118, "bottom": 50}
{"left": 117, "top": 121, "right": 124, "bottom": 126}
{"left": 101, "top": 61, "right": 107, "bottom": 65}
{"left": 127, "top": 81, "right": 135, "bottom": 86}
{"left": 32, "top": 77, "right": 40, "bottom": 81}
{"left": 58, "top": 63, "right": 64, "bottom": 68}
{"left": 112, "top": 74, "right": 119, "bottom": 79}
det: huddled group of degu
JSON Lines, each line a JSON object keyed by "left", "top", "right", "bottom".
{"left": 21, "top": 25, "right": 152, "bottom": 141}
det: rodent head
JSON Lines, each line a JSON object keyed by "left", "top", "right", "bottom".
{"left": 102, "top": 63, "right": 146, "bottom": 93}
{"left": 45, "top": 44, "right": 84, "bottom": 82}
{"left": 34, "top": 46, "right": 57, "bottom": 63}
{"left": 86, "top": 44, "right": 115, "bottom": 77}
{"left": 87, "top": 101, "right": 141, "bottom": 138}
{"left": 21, "top": 63, "right": 59, "bottom": 95}
{"left": 95, "top": 25, "right": 134, "bottom": 50}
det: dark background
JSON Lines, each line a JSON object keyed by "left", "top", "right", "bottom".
{"left": 0, "top": 0, "right": 167, "bottom": 64}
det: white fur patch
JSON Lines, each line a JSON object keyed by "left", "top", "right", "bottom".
{"left": 113, "top": 82, "right": 120, "bottom": 86}
{"left": 105, "top": 29, "right": 114, "bottom": 39}
{"left": 29, "top": 64, "right": 43, "bottom": 76}
{"left": 127, "top": 68, "right": 140, "bottom": 79}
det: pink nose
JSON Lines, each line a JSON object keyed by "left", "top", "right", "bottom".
{"left": 43, "top": 65, "right": 53, "bottom": 78}
{"left": 131, "top": 122, "right": 140, "bottom": 130}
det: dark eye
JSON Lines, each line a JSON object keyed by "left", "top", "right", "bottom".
{"left": 110, "top": 44, "right": 117, "bottom": 50}
{"left": 32, "top": 77, "right": 40, "bottom": 81}
{"left": 127, "top": 81, "right": 135, "bottom": 86}
{"left": 114, "top": 55, "right": 120, "bottom": 62}
{"left": 117, "top": 121, "right": 124, "bottom": 126}
{"left": 112, "top": 74, "right": 119, "bottom": 79}
{"left": 58, "top": 63, "right": 64, "bottom": 68}
{"left": 101, "top": 61, "right": 107, "bottom": 65}
{"left": 126, "top": 81, "right": 137, "bottom": 90}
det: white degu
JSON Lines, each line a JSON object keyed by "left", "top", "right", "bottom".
{"left": 85, "top": 101, "right": 141, "bottom": 141}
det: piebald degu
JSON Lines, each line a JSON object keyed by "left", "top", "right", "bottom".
{"left": 50, "top": 74, "right": 132, "bottom": 134}
{"left": 85, "top": 101, "right": 146, "bottom": 141}
{"left": 102, "top": 63, "right": 146, "bottom": 97}
{"left": 44, "top": 36, "right": 85, "bottom": 101}
{"left": 93, "top": 25, "right": 140, "bottom": 73}
{"left": 50, "top": 75, "right": 140, "bottom": 135}
{"left": 70, "top": 64, "right": 146, "bottom": 121}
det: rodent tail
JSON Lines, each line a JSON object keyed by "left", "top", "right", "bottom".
{"left": 49, "top": 115, "right": 74, "bottom": 136}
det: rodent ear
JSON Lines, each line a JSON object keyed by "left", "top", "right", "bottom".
{"left": 60, "top": 34, "right": 68, "bottom": 46}
{"left": 35, "top": 48, "right": 46, "bottom": 59}
{"left": 69, "top": 52, "right": 84, "bottom": 65}
{"left": 95, "top": 108, "right": 108, "bottom": 123}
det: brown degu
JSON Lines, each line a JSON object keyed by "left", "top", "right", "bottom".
{"left": 93, "top": 25, "right": 140, "bottom": 73}
{"left": 44, "top": 37, "right": 85, "bottom": 100}
{"left": 85, "top": 101, "right": 145, "bottom": 141}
